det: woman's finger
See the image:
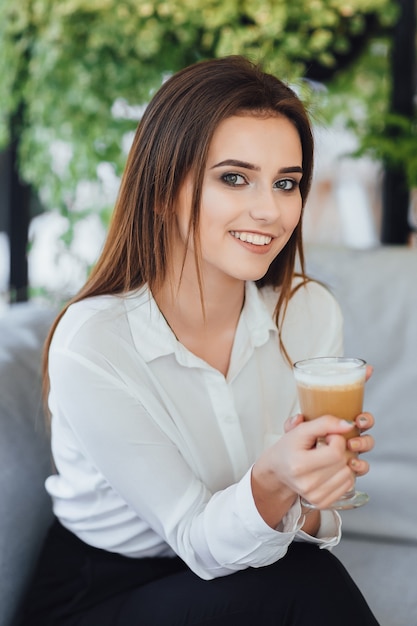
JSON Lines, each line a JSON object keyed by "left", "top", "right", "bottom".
{"left": 355, "top": 412, "right": 374, "bottom": 431}
{"left": 348, "top": 433, "right": 374, "bottom": 453}
{"left": 283, "top": 413, "right": 304, "bottom": 433}
{"left": 349, "top": 457, "right": 370, "bottom": 476}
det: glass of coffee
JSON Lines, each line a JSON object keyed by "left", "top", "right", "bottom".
{"left": 293, "top": 356, "right": 369, "bottom": 510}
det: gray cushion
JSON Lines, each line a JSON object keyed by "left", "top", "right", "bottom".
{"left": 306, "top": 245, "right": 417, "bottom": 543}
{"left": 0, "top": 303, "right": 56, "bottom": 626}
{"left": 334, "top": 537, "right": 417, "bottom": 626}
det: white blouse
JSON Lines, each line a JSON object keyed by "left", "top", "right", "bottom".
{"left": 46, "top": 279, "right": 344, "bottom": 580}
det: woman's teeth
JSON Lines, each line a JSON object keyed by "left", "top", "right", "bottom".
{"left": 230, "top": 231, "right": 272, "bottom": 246}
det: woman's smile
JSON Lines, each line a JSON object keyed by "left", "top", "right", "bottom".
{"left": 229, "top": 230, "right": 275, "bottom": 255}
{"left": 229, "top": 231, "right": 273, "bottom": 246}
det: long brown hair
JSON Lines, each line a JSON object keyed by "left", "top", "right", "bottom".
{"left": 43, "top": 55, "right": 314, "bottom": 402}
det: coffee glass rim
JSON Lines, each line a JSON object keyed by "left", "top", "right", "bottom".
{"left": 293, "top": 356, "right": 367, "bottom": 372}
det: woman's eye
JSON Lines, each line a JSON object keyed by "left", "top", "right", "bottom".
{"left": 275, "top": 178, "right": 297, "bottom": 191}
{"left": 222, "top": 173, "right": 247, "bottom": 186}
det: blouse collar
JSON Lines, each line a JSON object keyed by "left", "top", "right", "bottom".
{"left": 125, "top": 281, "right": 278, "bottom": 364}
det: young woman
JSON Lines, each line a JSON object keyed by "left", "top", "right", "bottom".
{"left": 20, "top": 56, "right": 379, "bottom": 625}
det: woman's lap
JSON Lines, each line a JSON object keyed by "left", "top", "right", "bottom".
{"left": 20, "top": 521, "right": 379, "bottom": 626}
{"left": 75, "top": 543, "right": 379, "bottom": 626}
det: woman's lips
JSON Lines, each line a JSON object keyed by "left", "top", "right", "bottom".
{"left": 229, "top": 231, "right": 275, "bottom": 254}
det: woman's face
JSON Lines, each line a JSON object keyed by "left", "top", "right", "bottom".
{"left": 175, "top": 114, "right": 303, "bottom": 284}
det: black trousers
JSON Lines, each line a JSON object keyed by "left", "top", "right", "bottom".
{"left": 19, "top": 519, "right": 379, "bottom": 626}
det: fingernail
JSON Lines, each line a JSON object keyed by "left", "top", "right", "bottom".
{"left": 349, "top": 439, "right": 360, "bottom": 451}
{"left": 350, "top": 458, "right": 360, "bottom": 470}
{"left": 358, "top": 415, "right": 368, "bottom": 426}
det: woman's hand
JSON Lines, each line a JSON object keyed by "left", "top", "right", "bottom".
{"left": 252, "top": 414, "right": 375, "bottom": 528}
{"left": 252, "top": 416, "right": 357, "bottom": 527}
{"left": 284, "top": 410, "right": 375, "bottom": 487}
{"left": 276, "top": 415, "right": 359, "bottom": 508}
{"left": 285, "top": 411, "right": 375, "bottom": 472}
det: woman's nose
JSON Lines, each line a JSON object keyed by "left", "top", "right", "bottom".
{"left": 248, "top": 188, "right": 280, "bottom": 222}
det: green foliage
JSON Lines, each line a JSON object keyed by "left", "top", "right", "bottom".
{"left": 0, "top": 0, "right": 400, "bottom": 296}
{"left": 353, "top": 112, "right": 417, "bottom": 188}
{"left": 0, "top": 0, "right": 396, "bottom": 212}
{"left": 314, "top": 33, "right": 417, "bottom": 188}
{"left": 313, "top": 37, "right": 391, "bottom": 124}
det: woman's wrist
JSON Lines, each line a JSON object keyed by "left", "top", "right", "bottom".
{"left": 250, "top": 464, "right": 297, "bottom": 529}
{"left": 300, "top": 507, "right": 321, "bottom": 536}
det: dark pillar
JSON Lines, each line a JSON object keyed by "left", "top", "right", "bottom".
{"left": 381, "top": 0, "right": 416, "bottom": 244}
{"left": 8, "top": 141, "right": 30, "bottom": 302}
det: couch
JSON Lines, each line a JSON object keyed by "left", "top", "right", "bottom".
{"left": 1, "top": 244, "right": 416, "bottom": 626}
{"left": 306, "top": 245, "right": 417, "bottom": 626}
{"left": 0, "top": 304, "right": 56, "bottom": 626}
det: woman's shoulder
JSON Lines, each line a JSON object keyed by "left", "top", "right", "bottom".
{"left": 260, "top": 277, "right": 343, "bottom": 360}
{"left": 51, "top": 289, "right": 148, "bottom": 354}
{"left": 290, "top": 278, "right": 343, "bottom": 359}
{"left": 259, "top": 276, "right": 340, "bottom": 317}
{"left": 291, "top": 276, "right": 341, "bottom": 313}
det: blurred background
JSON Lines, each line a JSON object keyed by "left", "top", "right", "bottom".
{"left": 0, "top": 0, "right": 416, "bottom": 306}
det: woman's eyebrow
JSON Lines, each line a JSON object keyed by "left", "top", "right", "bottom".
{"left": 210, "top": 159, "right": 303, "bottom": 175}
{"left": 211, "top": 159, "right": 260, "bottom": 171}
{"left": 280, "top": 166, "right": 303, "bottom": 174}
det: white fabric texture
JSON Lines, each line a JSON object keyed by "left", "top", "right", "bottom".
{"left": 46, "top": 279, "right": 343, "bottom": 579}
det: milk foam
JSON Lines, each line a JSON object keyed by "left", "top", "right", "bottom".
{"left": 294, "top": 360, "right": 366, "bottom": 387}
